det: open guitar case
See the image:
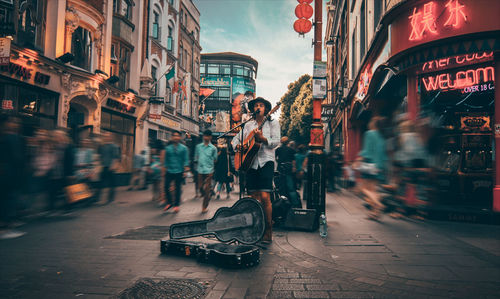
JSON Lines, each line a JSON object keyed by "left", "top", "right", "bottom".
{"left": 160, "top": 197, "right": 265, "bottom": 268}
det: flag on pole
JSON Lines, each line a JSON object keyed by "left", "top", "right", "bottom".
{"left": 166, "top": 66, "right": 175, "bottom": 87}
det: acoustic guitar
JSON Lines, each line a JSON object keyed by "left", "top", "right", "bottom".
{"left": 234, "top": 102, "right": 281, "bottom": 171}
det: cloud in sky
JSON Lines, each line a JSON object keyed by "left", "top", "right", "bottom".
{"left": 193, "top": 0, "right": 322, "bottom": 105}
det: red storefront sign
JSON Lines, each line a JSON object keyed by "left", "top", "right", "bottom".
{"left": 391, "top": 0, "right": 500, "bottom": 57}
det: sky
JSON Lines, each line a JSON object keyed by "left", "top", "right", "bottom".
{"left": 193, "top": 0, "right": 322, "bottom": 105}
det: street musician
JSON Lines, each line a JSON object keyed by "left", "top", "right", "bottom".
{"left": 231, "top": 97, "right": 280, "bottom": 243}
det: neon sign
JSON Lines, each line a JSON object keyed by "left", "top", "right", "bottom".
{"left": 421, "top": 52, "right": 493, "bottom": 73}
{"left": 421, "top": 66, "right": 494, "bottom": 92}
{"left": 356, "top": 67, "right": 372, "bottom": 100}
{"left": 409, "top": 0, "right": 467, "bottom": 41}
{"left": 444, "top": 0, "right": 467, "bottom": 27}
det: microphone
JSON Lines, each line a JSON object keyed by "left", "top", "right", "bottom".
{"left": 251, "top": 109, "right": 260, "bottom": 118}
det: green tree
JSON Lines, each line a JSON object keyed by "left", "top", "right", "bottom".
{"left": 279, "top": 75, "right": 312, "bottom": 143}
{"left": 279, "top": 74, "right": 311, "bottom": 137}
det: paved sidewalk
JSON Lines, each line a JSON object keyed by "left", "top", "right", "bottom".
{"left": 0, "top": 183, "right": 499, "bottom": 298}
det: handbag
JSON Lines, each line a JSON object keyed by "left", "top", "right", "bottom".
{"left": 65, "top": 183, "right": 93, "bottom": 204}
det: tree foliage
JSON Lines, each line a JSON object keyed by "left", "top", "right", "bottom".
{"left": 279, "top": 75, "right": 312, "bottom": 143}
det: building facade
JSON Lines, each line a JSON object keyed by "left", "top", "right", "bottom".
{"left": 199, "top": 52, "right": 258, "bottom": 136}
{"left": 0, "top": 0, "right": 201, "bottom": 175}
{"left": 325, "top": 0, "right": 500, "bottom": 212}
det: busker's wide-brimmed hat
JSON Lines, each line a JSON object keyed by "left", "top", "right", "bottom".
{"left": 248, "top": 97, "right": 272, "bottom": 113}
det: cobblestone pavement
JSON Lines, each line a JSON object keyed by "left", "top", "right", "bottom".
{"left": 1, "top": 182, "right": 499, "bottom": 299}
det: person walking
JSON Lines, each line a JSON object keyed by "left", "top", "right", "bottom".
{"left": 194, "top": 130, "right": 217, "bottom": 213}
{"left": 162, "top": 131, "right": 190, "bottom": 213}
{"left": 232, "top": 97, "right": 280, "bottom": 243}
{"left": 128, "top": 150, "right": 146, "bottom": 191}
{"left": 294, "top": 144, "right": 307, "bottom": 189}
{"left": 214, "top": 140, "right": 233, "bottom": 200}
{"left": 149, "top": 140, "right": 163, "bottom": 202}
{"left": 96, "top": 132, "right": 120, "bottom": 204}
{"left": 355, "top": 116, "right": 388, "bottom": 221}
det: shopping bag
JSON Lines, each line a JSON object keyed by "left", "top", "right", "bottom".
{"left": 65, "top": 183, "right": 93, "bottom": 204}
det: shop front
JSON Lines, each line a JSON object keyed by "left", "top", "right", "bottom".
{"left": 385, "top": 0, "right": 500, "bottom": 211}
{"left": 0, "top": 52, "right": 59, "bottom": 134}
{"left": 101, "top": 97, "right": 139, "bottom": 173}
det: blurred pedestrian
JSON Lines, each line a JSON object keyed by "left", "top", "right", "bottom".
{"left": 96, "top": 132, "right": 120, "bottom": 204}
{"left": 162, "top": 131, "right": 190, "bottom": 213}
{"left": 195, "top": 130, "right": 217, "bottom": 213}
{"left": 214, "top": 139, "right": 233, "bottom": 200}
{"left": 355, "top": 116, "right": 388, "bottom": 221}
{"left": 0, "top": 116, "right": 26, "bottom": 239}
{"left": 276, "top": 137, "right": 301, "bottom": 208}
{"left": 45, "top": 130, "right": 74, "bottom": 214}
{"left": 343, "top": 161, "right": 356, "bottom": 189}
{"left": 149, "top": 140, "right": 163, "bottom": 202}
{"left": 294, "top": 144, "right": 307, "bottom": 189}
{"left": 128, "top": 150, "right": 146, "bottom": 191}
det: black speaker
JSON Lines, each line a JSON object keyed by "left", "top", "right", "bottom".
{"left": 283, "top": 208, "right": 318, "bottom": 231}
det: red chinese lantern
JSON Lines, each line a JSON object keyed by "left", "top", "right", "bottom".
{"left": 295, "top": 3, "right": 313, "bottom": 19}
{"left": 294, "top": 18, "right": 312, "bottom": 34}
{"left": 297, "top": 0, "right": 313, "bottom": 4}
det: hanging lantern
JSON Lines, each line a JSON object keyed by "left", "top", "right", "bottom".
{"left": 295, "top": 3, "right": 314, "bottom": 19}
{"left": 297, "top": 0, "right": 313, "bottom": 4}
{"left": 294, "top": 18, "right": 312, "bottom": 34}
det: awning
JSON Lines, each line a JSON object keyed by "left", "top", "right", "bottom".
{"left": 365, "top": 63, "right": 407, "bottom": 105}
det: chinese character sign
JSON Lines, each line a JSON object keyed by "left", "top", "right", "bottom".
{"left": 409, "top": 0, "right": 467, "bottom": 41}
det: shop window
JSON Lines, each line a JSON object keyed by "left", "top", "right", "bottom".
{"left": 101, "top": 110, "right": 111, "bottom": 129}
{"left": 218, "top": 88, "right": 230, "bottom": 98}
{"left": 17, "top": 0, "right": 45, "bottom": 51}
{"left": 71, "top": 26, "right": 92, "bottom": 71}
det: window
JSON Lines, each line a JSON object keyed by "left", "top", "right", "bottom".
{"left": 184, "top": 49, "right": 188, "bottom": 71}
{"left": 114, "top": 0, "right": 132, "bottom": 20}
{"left": 194, "top": 59, "right": 199, "bottom": 79}
{"left": 17, "top": 0, "right": 45, "bottom": 50}
{"left": 207, "top": 64, "right": 218, "bottom": 75}
{"left": 121, "top": 0, "right": 131, "bottom": 19}
{"left": 351, "top": 26, "right": 356, "bottom": 78}
{"left": 200, "top": 63, "right": 205, "bottom": 76}
{"left": 233, "top": 65, "right": 244, "bottom": 77}
{"left": 151, "top": 66, "right": 158, "bottom": 96}
{"left": 71, "top": 27, "right": 92, "bottom": 71}
{"left": 169, "top": 0, "right": 174, "bottom": 6}
{"left": 374, "top": 0, "right": 382, "bottom": 29}
{"left": 152, "top": 11, "right": 160, "bottom": 39}
{"left": 180, "top": 9, "right": 183, "bottom": 25}
{"left": 360, "top": 0, "right": 366, "bottom": 59}
{"left": 167, "top": 25, "right": 173, "bottom": 51}
{"left": 119, "top": 46, "right": 131, "bottom": 90}
{"left": 179, "top": 43, "right": 184, "bottom": 68}
{"left": 220, "top": 64, "right": 230, "bottom": 76}
{"left": 243, "top": 66, "right": 250, "bottom": 77}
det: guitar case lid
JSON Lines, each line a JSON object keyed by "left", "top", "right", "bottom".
{"left": 169, "top": 197, "right": 265, "bottom": 245}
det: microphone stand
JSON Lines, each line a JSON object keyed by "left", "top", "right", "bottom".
{"left": 217, "top": 117, "right": 255, "bottom": 201}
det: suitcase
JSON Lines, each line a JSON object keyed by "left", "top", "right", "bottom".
{"left": 283, "top": 208, "right": 318, "bottom": 231}
{"left": 161, "top": 197, "right": 265, "bottom": 269}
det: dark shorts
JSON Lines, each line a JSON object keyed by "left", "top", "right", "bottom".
{"left": 246, "top": 161, "right": 274, "bottom": 193}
